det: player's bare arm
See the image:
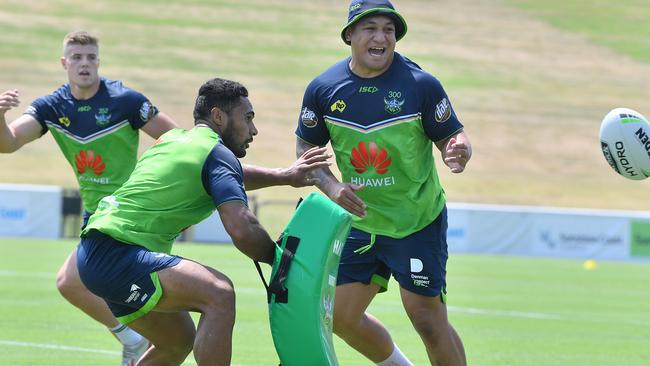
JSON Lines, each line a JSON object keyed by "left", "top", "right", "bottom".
{"left": 296, "top": 138, "right": 366, "bottom": 218}
{"left": 0, "top": 89, "right": 42, "bottom": 153}
{"left": 436, "top": 131, "right": 472, "bottom": 173}
{"left": 217, "top": 200, "right": 275, "bottom": 264}
{"left": 242, "top": 146, "right": 331, "bottom": 190}
{"left": 141, "top": 111, "right": 179, "bottom": 139}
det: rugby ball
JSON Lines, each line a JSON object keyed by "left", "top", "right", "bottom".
{"left": 599, "top": 108, "right": 650, "bottom": 180}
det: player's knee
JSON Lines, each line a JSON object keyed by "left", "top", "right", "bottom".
{"left": 210, "top": 276, "right": 235, "bottom": 305}
{"left": 55, "top": 265, "right": 77, "bottom": 297}
{"left": 332, "top": 309, "right": 360, "bottom": 336}
{"left": 408, "top": 310, "right": 447, "bottom": 344}
{"left": 161, "top": 343, "right": 193, "bottom": 365}
{"left": 204, "top": 277, "right": 236, "bottom": 318}
{"left": 168, "top": 323, "right": 195, "bottom": 361}
{"left": 149, "top": 316, "right": 196, "bottom": 363}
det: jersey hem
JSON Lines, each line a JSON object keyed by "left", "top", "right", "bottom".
{"left": 351, "top": 200, "right": 446, "bottom": 239}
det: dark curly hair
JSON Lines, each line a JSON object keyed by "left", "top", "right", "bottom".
{"left": 193, "top": 78, "right": 249, "bottom": 123}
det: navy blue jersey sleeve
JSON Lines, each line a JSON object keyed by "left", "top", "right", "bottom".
{"left": 24, "top": 96, "right": 54, "bottom": 136}
{"left": 295, "top": 79, "right": 330, "bottom": 146}
{"left": 201, "top": 143, "right": 248, "bottom": 207}
{"left": 121, "top": 89, "right": 159, "bottom": 130}
{"left": 419, "top": 75, "right": 463, "bottom": 142}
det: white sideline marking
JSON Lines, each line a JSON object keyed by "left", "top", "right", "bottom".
{"left": 0, "top": 270, "right": 53, "bottom": 278}
{"left": 0, "top": 340, "right": 119, "bottom": 355}
{"left": 0, "top": 340, "right": 255, "bottom": 365}
{"left": 448, "top": 306, "right": 564, "bottom": 320}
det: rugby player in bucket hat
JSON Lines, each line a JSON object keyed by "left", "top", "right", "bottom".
{"left": 341, "top": 0, "right": 408, "bottom": 45}
{"left": 296, "top": 0, "right": 471, "bottom": 364}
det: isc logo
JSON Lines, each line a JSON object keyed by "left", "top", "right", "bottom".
{"left": 359, "top": 86, "right": 378, "bottom": 93}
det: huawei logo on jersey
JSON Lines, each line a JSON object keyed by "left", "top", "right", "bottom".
{"left": 350, "top": 142, "right": 392, "bottom": 175}
{"left": 75, "top": 150, "right": 106, "bottom": 176}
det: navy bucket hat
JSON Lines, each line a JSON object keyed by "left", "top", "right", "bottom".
{"left": 341, "top": 0, "right": 408, "bottom": 45}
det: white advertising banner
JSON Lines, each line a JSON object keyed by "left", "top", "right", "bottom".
{"left": 447, "top": 203, "right": 650, "bottom": 260}
{"left": 468, "top": 210, "right": 532, "bottom": 255}
{"left": 0, "top": 184, "right": 62, "bottom": 239}
{"left": 530, "top": 213, "right": 628, "bottom": 259}
{"left": 448, "top": 203, "right": 534, "bottom": 255}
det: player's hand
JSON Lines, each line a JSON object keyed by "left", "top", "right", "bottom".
{"left": 443, "top": 137, "right": 471, "bottom": 173}
{"left": 0, "top": 89, "right": 20, "bottom": 114}
{"left": 284, "top": 146, "right": 331, "bottom": 187}
{"left": 327, "top": 182, "right": 366, "bottom": 218}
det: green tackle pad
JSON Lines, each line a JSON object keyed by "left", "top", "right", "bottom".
{"left": 267, "top": 192, "right": 352, "bottom": 366}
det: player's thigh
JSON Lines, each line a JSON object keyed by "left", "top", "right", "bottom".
{"left": 383, "top": 209, "right": 449, "bottom": 298}
{"left": 337, "top": 226, "right": 389, "bottom": 290}
{"left": 129, "top": 310, "right": 195, "bottom": 351}
{"left": 154, "top": 259, "right": 235, "bottom": 313}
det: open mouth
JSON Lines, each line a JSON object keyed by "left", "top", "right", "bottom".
{"left": 368, "top": 47, "right": 385, "bottom": 57}
{"left": 79, "top": 71, "right": 90, "bottom": 77}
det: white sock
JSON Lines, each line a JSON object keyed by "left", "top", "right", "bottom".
{"left": 376, "top": 344, "right": 414, "bottom": 366}
{"left": 110, "top": 324, "right": 144, "bottom": 346}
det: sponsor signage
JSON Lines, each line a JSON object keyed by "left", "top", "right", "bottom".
{"left": 531, "top": 215, "right": 628, "bottom": 259}
{"left": 446, "top": 203, "right": 649, "bottom": 260}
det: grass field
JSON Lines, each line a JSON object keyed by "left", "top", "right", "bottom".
{"left": 1, "top": 238, "right": 650, "bottom": 365}
{"left": 508, "top": 0, "right": 650, "bottom": 63}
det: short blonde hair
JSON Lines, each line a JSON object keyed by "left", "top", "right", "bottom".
{"left": 62, "top": 31, "right": 99, "bottom": 51}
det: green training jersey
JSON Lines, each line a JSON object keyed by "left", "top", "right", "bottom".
{"left": 296, "top": 54, "right": 463, "bottom": 238}
{"left": 26, "top": 78, "right": 158, "bottom": 213}
{"left": 82, "top": 127, "right": 247, "bottom": 253}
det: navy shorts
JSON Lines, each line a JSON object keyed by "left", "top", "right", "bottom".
{"left": 337, "top": 207, "right": 449, "bottom": 299}
{"left": 77, "top": 230, "right": 182, "bottom": 324}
